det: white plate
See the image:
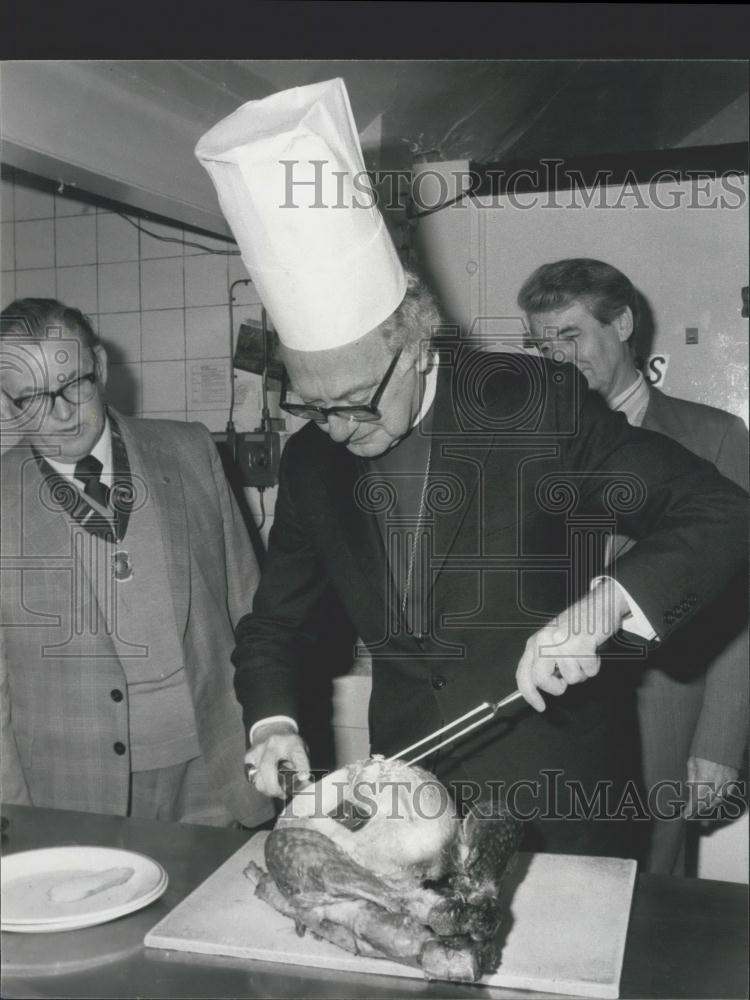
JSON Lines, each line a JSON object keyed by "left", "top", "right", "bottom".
{"left": 1, "top": 846, "right": 168, "bottom": 932}
{"left": 0, "top": 873, "right": 168, "bottom": 933}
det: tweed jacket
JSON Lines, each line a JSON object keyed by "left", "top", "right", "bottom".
{"left": 1, "top": 411, "right": 274, "bottom": 827}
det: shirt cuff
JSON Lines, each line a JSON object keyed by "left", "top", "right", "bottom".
{"left": 591, "top": 575, "right": 657, "bottom": 641}
{"left": 249, "top": 715, "right": 299, "bottom": 745}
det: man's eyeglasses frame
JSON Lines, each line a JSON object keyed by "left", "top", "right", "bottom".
{"left": 10, "top": 370, "right": 98, "bottom": 414}
{"left": 279, "top": 347, "right": 403, "bottom": 424}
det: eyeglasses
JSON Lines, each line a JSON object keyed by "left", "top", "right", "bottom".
{"left": 10, "top": 371, "right": 98, "bottom": 415}
{"left": 279, "top": 347, "right": 403, "bottom": 424}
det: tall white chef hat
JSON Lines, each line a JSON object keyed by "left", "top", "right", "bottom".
{"left": 195, "top": 78, "right": 407, "bottom": 352}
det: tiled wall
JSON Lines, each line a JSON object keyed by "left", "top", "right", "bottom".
{"left": 2, "top": 166, "right": 371, "bottom": 717}
{"left": 1, "top": 167, "right": 284, "bottom": 539}
{"left": 1, "top": 168, "right": 267, "bottom": 430}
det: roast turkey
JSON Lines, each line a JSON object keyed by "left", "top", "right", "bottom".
{"left": 245, "top": 756, "right": 522, "bottom": 982}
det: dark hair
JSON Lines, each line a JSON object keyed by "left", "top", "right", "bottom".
{"left": 378, "top": 269, "right": 445, "bottom": 353}
{"left": 1, "top": 298, "right": 100, "bottom": 350}
{"left": 517, "top": 259, "right": 639, "bottom": 331}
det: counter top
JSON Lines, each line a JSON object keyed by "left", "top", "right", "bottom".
{"left": 1, "top": 804, "right": 747, "bottom": 999}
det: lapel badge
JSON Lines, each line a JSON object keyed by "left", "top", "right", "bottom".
{"left": 112, "top": 550, "right": 134, "bottom": 582}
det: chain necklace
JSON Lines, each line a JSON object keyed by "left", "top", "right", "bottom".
{"left": 401, "top": 448, "right": 432, "bottom": 624}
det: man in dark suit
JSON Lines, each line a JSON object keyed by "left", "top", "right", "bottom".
{"left": 517, "top": 259, "right": 748, "bottom": 871}
{"left": 195, "top": 78, "right": 748, "bottom": 857}
{"left": 233, "top": 268, "right": 747, "bottom": 857}
{"left": 1, "top": 298, "right": 274, "bottom": 829}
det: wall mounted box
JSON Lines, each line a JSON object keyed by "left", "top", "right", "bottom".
{"left": 235, "top": 430, "right": 280, "bottom": 488}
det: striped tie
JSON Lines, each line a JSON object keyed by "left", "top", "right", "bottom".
{"left": 74, "top": 454, "right": 111, "bottom": 509}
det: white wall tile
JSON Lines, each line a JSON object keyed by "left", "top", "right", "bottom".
{"left": 57, "top": 265, "right": 98, "bottom": 314}
{"left": 1, "top": 271, "right": 16, "bottom": 308}
{"left": 55, "top": 189, "right": 96, "bottom": 217}
{"left": 14, "top": 183, "right": 54, "bottom": 220}
{"left": 139, "top": 219, "right": 184, "bottom": 259}
{"left": 105, "top": 361, "right": 141, "bottom": 414}
{"left": 55, "top": 215, "right": 97, "bottom": 267}
{"left": 1, "top": 222, "right": 14, "bottom": 270}
{"left": 141, "top": 359, "right": 186, "bottom": 412}
{"left": 185, "top": 253, "right": 228, "bottom": 307}
{"left": 140, "top": 411, "right": 189, "bottom": 422}
{"left": 140, "top": 257, "right": 184, "bottom": 311}
{"left": 98, "top": 261, "right": 140, "bottom": 313}
{"left": 185, "top": 409, "right": 227, "bottom": 432}
{"left": 97, "top": 213, "right": 139, "bottom": 263}
{"left": 141, "top": 309, "right": 185, "bottom": 361}
{"left": 1, "top": 177, "right": 14, "bottom": 222}
{"left": 228, "top": 255, "right": 260, "bottom": 305}
{"left": 185, "top": 305, "right": 230, "bottom": 359}
{"left": 15, "top": 267, "right": 56, "bottom": 299}
{"left": 98, "top": 312, "right": 141, "bottom": 364}
{"left": 14, "top": 220, "right": 54, "bottom": 269}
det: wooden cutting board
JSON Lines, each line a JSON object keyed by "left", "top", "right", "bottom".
{"left": 145, "top": 832, "right": 636, "bottom": 999}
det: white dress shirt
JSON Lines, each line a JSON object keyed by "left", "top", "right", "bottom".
{"left": 46, "top": 416, "right": 114, "bottom": 492}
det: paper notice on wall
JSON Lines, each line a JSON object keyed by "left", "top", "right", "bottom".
{"left": 189, "top": 361, "right": 230, "bottom": 409}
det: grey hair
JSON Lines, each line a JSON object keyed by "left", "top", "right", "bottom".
{"left": 1, "top": 298, "right": 100, "bottom": 350}
{"left": 377, "top": 269, "right": 444, "bottom": 354}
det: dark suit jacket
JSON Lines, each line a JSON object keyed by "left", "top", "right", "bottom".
{"left": 233, "top": 351, "right": 747, "bottom": 819}
{"left": 636, "top": 387, "right": 748, "bottom": 769}
{"left": 1, "top": 412, "right": 274, "bottom": 827}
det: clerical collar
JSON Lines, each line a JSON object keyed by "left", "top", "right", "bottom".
{"left": 608, "top": 371, "right": 650, "bottom": 427}
{"left": 369, "top": 352, "right": 437, "bottom": 474}
{"left": 411, "top": 351, "right": 440, "bottom": 429}
{"left": 46, "top": 416, "right": 113, "bottom": 485}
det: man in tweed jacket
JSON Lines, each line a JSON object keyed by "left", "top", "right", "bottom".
{"left": 1, "top": 298, "right": 273, "bottom": 828}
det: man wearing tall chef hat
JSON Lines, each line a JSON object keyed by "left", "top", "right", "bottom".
{"left": 196, "top": 79, "right": 747, "bottom": 856}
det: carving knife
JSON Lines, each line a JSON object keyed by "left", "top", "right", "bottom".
{"left": 388, "top": 689, "right": 526, "bottom": 766}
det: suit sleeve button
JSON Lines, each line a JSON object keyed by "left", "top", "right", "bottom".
{"left": 664, "top": 612, "right": 674, "bottom": 625}
{"left": 110, "top": 689, "right": 124, "bottom": 702}
{"left": 113, "top": 741, "right": 127, "bottom": 755}
{"left": 431, "top": 675, "right": 447, "bottom": 690}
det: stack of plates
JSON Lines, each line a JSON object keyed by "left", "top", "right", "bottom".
{"left": 1, "top": 846, "right": 168, "bottom": 933}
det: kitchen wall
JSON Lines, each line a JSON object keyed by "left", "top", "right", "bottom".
{"left": 1, "top": 166, "right": 367, "bottom": 765}
{"left": 415, "top": 164, "right": 749, "bottom": 882}
{"left": 415, "top": 164, "right": 749, "bottom": 423}
{"left": 1, "top": 168, "right": 251, "bottom": 421}
{"left": 0, "top": 167, "right": 282, "bottom": 539}
{"left": 2, "top": 166, "right": 746, "bottom": 879}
